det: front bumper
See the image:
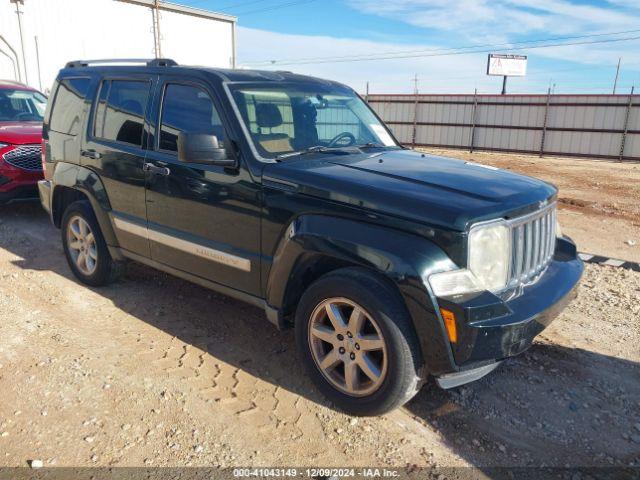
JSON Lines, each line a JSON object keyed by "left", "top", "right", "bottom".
{"left": 0, "top": 155, "right": 43, "bottom": 204}
{"left": 0, "top": 183, "right": 39, "bottom": 204}
{"left": 435, "top": 237, "right": 583, "bottom": 383}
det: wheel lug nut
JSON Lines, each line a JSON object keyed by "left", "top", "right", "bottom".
{"left": 339, "top": 347, "right": 345, "bottom": 354}
{"left": 350, "top": 353, "right": 355, "bottom": 360}
{"left": 337, "top": 334, "right": 344, "bottom": 341}
{"left": 347, "top": 332, "right": 353, "bottom": 338}
{"left": 355, "top": 343, "right": 360, "bottom": 350}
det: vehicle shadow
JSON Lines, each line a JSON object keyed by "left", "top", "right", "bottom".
{"left": 2, "top": 203, "right": 639, "bottom": 471}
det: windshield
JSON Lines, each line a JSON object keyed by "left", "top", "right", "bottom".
{"left": 0, "top": 88, "right": 47, "bottom": 122}
{"left": 228, "top": 82, "right": 398, "bottom": 159}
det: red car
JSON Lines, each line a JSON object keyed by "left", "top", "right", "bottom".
{"left": 0, "top": 80, "right": 47, "bottom": 204}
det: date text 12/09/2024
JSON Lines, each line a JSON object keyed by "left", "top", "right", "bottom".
{"left": 233, "top": 468, "right": 400, "bottom": 477}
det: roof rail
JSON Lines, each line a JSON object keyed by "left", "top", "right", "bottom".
{"left": 65, "top": 58, "right": 178, "bottom": 68}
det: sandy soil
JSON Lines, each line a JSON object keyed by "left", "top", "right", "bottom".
{"left": 420, "top": 148, "right": 640, "bottom": 263}
{"left": 0, "top": 204, "right": 638, "bottom": 471}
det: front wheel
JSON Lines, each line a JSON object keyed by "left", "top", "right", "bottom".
{"left": 295, "top": 268, "right": 423, "bottom": 416}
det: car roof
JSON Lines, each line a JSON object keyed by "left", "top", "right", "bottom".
{"left": 0, "top": 79, "right": 36, "bottom": 90}
{"left": 59, "top": 62, "right": 348, "bottom": 89}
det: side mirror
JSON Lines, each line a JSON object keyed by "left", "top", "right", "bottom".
{"left": 177, "top": 132, "right": 236, "bottom": 167}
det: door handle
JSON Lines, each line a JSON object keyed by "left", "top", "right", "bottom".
{"left": 81, "top": 149, "right": 102, "bottom": 160}
{"left": 143, "top": 162, "right": 171, "bottom": 176}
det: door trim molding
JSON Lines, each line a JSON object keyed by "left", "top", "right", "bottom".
{"left": 113, "top": 216, "right": 251, "bottom": 272}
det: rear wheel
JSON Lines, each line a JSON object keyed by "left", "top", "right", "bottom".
{"left": 61, "top": 200, "right": 122, "bottom": 287}
{"left": 295, "top": 268, "right": 423, "bottom": 416}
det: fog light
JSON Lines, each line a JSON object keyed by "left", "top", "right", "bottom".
{"left": 440, "top": 308, "right": 458, "bottom": 344}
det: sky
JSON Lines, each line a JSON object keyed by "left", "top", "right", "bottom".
{"left": 176, "top": 0, "right": 640, "bottom": 94}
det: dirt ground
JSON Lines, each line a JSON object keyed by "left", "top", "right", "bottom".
{"left": 420, "top": 148, "right": 640, "bottom": 263}
{"left": 0, "top": 203, "right": 639, "bottom": 472}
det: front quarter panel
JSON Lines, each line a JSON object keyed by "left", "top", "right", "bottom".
{"left": 265, "top": 213, "right": 459, "bottom": 375}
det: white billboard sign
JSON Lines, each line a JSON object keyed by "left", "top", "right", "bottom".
{"left": 487, "top": 54, "right": 528, "bottom": 77}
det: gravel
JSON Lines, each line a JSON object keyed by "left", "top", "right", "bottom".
{"left": 0, "top": 203, "right": 638, "bottom": 469}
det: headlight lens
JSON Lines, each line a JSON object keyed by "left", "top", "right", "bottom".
{"left": 0, "top": 142, "right": 9, "bottom": 149}
{"left": 427, "top": 220, "right": 511, "bottom": 297}
{"left": 428, "top": 269, "right": 482, "bottom": 297}
{"left": 468, "top": 221, "right": 510, "bottom": 292}
{"left": 556, "top": 218, "right": 562, "bottom": 238}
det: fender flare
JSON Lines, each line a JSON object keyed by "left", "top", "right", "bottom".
{"left": 265, "top": 214, "right": 458, "bottom": 375}
{"left": 50, "top": 162, "right": 120, "bottom": 253}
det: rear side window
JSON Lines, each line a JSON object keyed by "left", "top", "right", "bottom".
{"left": 49, "top": 77, "right": 91, "bottom": 135}
{"left": 94, "top": 79, "right": 150, "bottom": 147}
{"left": 159, "top": 83, "right": 225, "bottom": 152}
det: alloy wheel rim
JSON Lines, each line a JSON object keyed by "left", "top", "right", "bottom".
{"left": 308, "top": 297, "right": 388, "bottom": 397}
{"left": 67, "top": 216, "right": 98, "bottom": 276}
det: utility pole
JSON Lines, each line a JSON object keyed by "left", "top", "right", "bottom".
{"left": 365, "top": 81, "right": 369, "bottom": 102}
{"left": 411, "top": 74, "right": 419, "bottom": 147}
{"left": 613, "top": 57, "right": 621, "bottom": 94}
{"left": 34, "top": 35, "right": 42, "bottom": 91}
{"left": 10, "top": 0, "right": 28, "bottom": 85}
{"left": 501, "top": 75, "right": 507, "bottom": 95}
{"left": 152, "top": 0, "right": 163, "bottom": 58}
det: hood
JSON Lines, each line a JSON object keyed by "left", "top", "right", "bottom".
{"left": 263, "top": 149, "right": 556, "bottom": 231}
{"left": 0, "top": 122, "right": 43, "bottom": 145}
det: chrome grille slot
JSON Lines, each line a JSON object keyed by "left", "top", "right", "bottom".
{"left": 2, "top": 144, "right": 42, "bottom": 172}
{"left": 507, "top": 203, "right": 556, "bottom": 288}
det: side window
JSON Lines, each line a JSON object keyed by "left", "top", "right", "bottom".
{"left": 49, "top": 77, "right": 91, "bottom": 135}
{"left": 159, "top": 83, "right": 225, "bottom": 153}
{"left": 93, "top": 79, "right": 150, "bottom": 147}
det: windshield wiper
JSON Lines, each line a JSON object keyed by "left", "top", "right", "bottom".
{"left": 275, "top": 145, "right": 352, "bottom": 161}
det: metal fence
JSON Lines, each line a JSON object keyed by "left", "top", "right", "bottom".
{"left": 367, "top": 92, "right": 640, "bottom": 161}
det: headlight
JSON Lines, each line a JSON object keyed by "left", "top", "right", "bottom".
{"left": 0, "top": 142, "right": 9, "bottom": 149}
{"left": 427, "top": 220, "right": 510, "bottom": 297}
{"left": 468, "top": 221, "right": 510, "bottom": 291}
{"left": 556, "top": 218, "right": 562, "bottom": 238}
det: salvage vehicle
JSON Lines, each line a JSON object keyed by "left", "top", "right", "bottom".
{"left": 38, "top": 59, "right": 583, "bottom": 415}
{"left": 0, "top": 80, "right": 46, "bottom": 204}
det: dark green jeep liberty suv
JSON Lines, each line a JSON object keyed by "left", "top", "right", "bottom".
{"left": 38, "top": 59, "right": 583, "bottom": 415}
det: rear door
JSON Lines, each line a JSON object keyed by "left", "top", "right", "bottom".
{"left": 82, "top": 74, "right": 155, "bottom": 257}
{"left": 143, "top": 77, "right": 261, "bottom": 296}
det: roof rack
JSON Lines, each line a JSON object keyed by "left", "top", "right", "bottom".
{"left": 65, "top": 58, "right": 178, "bottom": 68}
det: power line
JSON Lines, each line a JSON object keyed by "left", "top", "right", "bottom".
{"left": 245, "top": 28, "right": 640, "bottom": 65}
{"left": 180, "top": 0, "right": 306, "bottom": 14}
{"left": 217, "top": 0, "right": 268, "bottom": 9}
{"left": 233, "top": 0, "right": 317, "bottom": 15}
{"left": 242, "top": 29, "right": 640, "bottom": 66}
{"left": 182, "top": 0, "right": 266, "bottom": 7}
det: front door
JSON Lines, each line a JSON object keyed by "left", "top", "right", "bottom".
{"left": 81, "top": 75, "right": 155, "bottom": 257}
{"left": 144, "top": 79, "right": 261, "bottom": 296}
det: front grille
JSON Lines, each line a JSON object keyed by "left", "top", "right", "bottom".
{"left": 2, "top": 144, "right": 43, "bottom": 172}
{"left": 507, "top": 203, "right": 557, "bottom": 288}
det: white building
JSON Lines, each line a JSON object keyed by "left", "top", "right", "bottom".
{"left": 0, "top": 0, "right": 236, "bottom": 93}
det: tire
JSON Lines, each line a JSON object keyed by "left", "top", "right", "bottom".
{"left": 295, "top": 267, "right": 423, "bottom": 416}
{"left": 61, "top": 200, "right": 123, "bottom": 287}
